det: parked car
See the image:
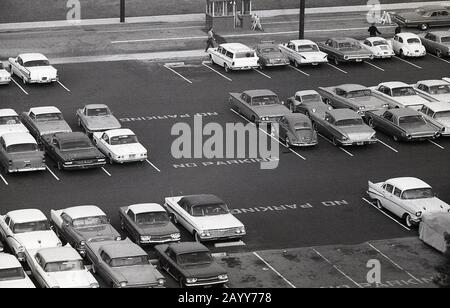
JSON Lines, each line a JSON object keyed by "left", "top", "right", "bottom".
{"left": 41, "top": 132, "right": 106, "bottom": 170}
{"left": 285, "top": 90, "right": 332, "bottom": 119}
{"left": 50, "top": 205, "right": 121, "bottom": 256}
{"left": 76, "top": 104, "right": 121, "bottom": 135}
{"left": 391, "top": 33, "right": 426, "bottom": 58}
{"left": 0, "top": 253, "right": 35, "bottom": 288}
{"left": 318, "top": 37, "right": 373, "bottom": 65}
{"left": 164, "top": 194, "right": 246, "bottom": 242}
{"left": 85, "top": 238, "right": 165, "bottom": 288}
{"left": 155, "top": 242, "right": 228, "bottom": 287}
{"left": 27, "top": 246, "right": 99, "bottom": 288}
{"left": 371, "top": 82, "right": 436, "bottom": 110}
{"left": 367, "top": 177, "right": 450, "bottom": 227}
{"left": 254, "top": 41, "right": 289, "bottom": 68}
{"left": 420, "top": 31, "right": 450, "bottom": 58}
{"left": 0, "top": 209, "right": 62, "bottom": 262}
{"left": 365, "top": 108, "right": 442, "bottom": 141}
{"left": 92, "top": 129, "right": 147, "bottom": 164}
{"left": 391, "top": 5, "right": 450, "bottom": 31}
{"left": 317, "top": 84, "right": 391, "bottom": 116}
{"left": 229, "top": 89, "right": 290, "bottom": 124}
{"left": 278, "top": 39, "right": 328, "bottom": 67}
{"left": 118, "top": 203, "right": 180, "bottom": 245}
{"left": 361, "top": 37, "right": 395, "bottom": 58}
{"left": 419, "top": 213, "right": 450, "bottom": 253}
{"left": 419, "top": 102, "right": 450, "bottom": 136}
{"left": 414, "top": 79, "right": 450, "bottom": 103}
{"left": 313, "top": 109, "right": 377, "bottom": 146}
{"left": 279, "top": 114, "right": 318, "bottom": 147}
{"left": 0, "top": 62, "right": 11, "bottom": 85}
{"left": 8, "top": 53, "right": 58, "bottom": 84}
{"left": 20, "top": 106, "right": 72, "bottom": 142}
{"left": 0, "top": 133, "right": 46, "bottom": 173}
{"left": 0, "top": 109, "right": 28, "bottom": 137}
{"left": 208, "top": 43, "right": 259, "bottom": 72}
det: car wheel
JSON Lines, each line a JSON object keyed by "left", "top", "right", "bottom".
{"left": 108, "top": 154, "right": 114, "bottom": 165}
{"left": 375, "top": 200, "right": 383, "bottom": 210}
{"left": 419, "top": 23, "right": 428, "bottom": 31}
{"left": 285, "top": 137, "right": 291, "bottom": 148}
{"left": 399, "top": 49, "right": 405, "bottom": 58}
{"left": 404, "top": 214, "right": 414, "bottom": 228}
{"left": 334, "top": 57, "right": 340, "bottom": 65}
{"left": 22, "top": 76, "right": 27, "bottom": 84}
{"left": 294, "top": 60, "right": 300, "bottom": 68}
{"left": 332, "top": 137, "right": 339, "bottom": 146}
{"left": 368, "top": 118, "right": 375, "bottom": 128}
{"left": 224, "top": 64, "right": 230, "bottom": 73}
{"left": 57, "top": 162, "right": 63, "bottom": 171}
{"left": 436, "top": 49, "right": 443, "bottom": 58}
{"left": 393, "top": 135, "right": 399, "bottom": 142}
{"left": 120, "top": 218, "right": 125, "bottom": 230}
{"left": 172, "top": 214, "right": 179, "bottom": 224}
{"left": 323, "top": 98, "right": 331, "bottom": 105}
{"left": 251, "top": 115, "right": 257, "bottom": 123}
{"left": 179, "top": 277, "right": 186, "bottom": 288}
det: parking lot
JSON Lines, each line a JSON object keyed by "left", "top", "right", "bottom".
{"left": 1, "top": 49, "right": 450, "bottom": 287}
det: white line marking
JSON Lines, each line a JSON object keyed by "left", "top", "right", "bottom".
{"left": 45, "top": 165, "right": 60, "bottom": 181}
{"left": 361, "top": 198, "right": 410, "bottom": 231}
{"left": 101, "top": 167, "right": 112, "bottom": 176}
{"left": 394, "top": 56, "right": 422, "bottom": 69}
{"left": 163, "top": 64, "right": 193, "bottom": 84}
{"left": 0, "top": 174, "right": 8, "bottom": 185}
{"left": 202, "top": 63, "right": 232, "bottom": 81}
{"left": 365, "top": 61, "right": 385, "bottom": 72}
{"left": 10, "top": 77, "right": 29, "bottom": 95}
{"left": 318, "top": 133, "right": 354, "bottom": 157}
{"left": 367, "top": 242, "right": 421, "bottom": 282}
{"left": 98, "top": 25, "right": 201, "bottom": 33}
{"left": 288, "top": 65, "right": 310, "bottom": 76}
{"left": 57, "top": 80, "right": 71, "bottom": 92}
{"left": 214, "top": 241, "right": 246, "bottom": 248}
{"left": 326, "top": 63, "right": 348, "bottom": 74}
{"left": 253, "top": 68, "right": 271, "bottom": 79}
{"left": 376, "top": 139, "right": 399, "bottom": 153}
{"left": 266, "top": 17, "right": 365, "bottom": 24}
{"left": 252, "top": 252, "right": 296, "bottom": 288}
{"left": 427, "top": 53, "right": 450, "bottom": 65}
{"left": 146, "top": 159, "right": 161, "bottom": 172}
{"left": 312, "top": 248, "right": 362, "bottom": 288}
{"left": 429, "top": 139, "right": 444, "bottom": 150}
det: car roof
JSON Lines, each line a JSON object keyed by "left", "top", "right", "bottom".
{"left": 379, "top": 81, "right": 411, "bottom": 88}
{"left": 336, "top": 84, "right": 368, "bottom": 92}
{"left": 29, "top": 106, "right": 61, "bottom": 115}
{"left": 220, "top": 43, "right": 253, "bottom": 52}
{"left": 396, "top": 32, "right": 420, "bottom": 39}
{"left": 84, "top": 104, "right": 109, "bottom": 109}
{"left": 423, "top": 101, "right": 450, "bottom": 112}
{"left": 37, "top": 247, "right": 82, "bottom": 263}
{"left": 6, "top": 209, "right": 47, "bottom": 224}
{"left": 63, "top": 205, "right": 106, "bottom": 219}
{"left": 256, "top": 42, "right": 277, "bottom": 48}
{"left": 295, "top": 90, "right": 320, "bottom": 97}
{"left": 105, "top": 129, "right": 135, "bottom": 138}
{"left": 418, "top": 5, "right": 449, "bottom": 11}
{"left": 385, "top": 177, "right": 431, "bottom": 191}
{"left": 425, "top": 31, "right": 450, "bottom": 38}
{"left": 0, "top": 108, "right": 19, "bottom": 117}
{"left": 243, "top": 89, "right": 277, "bottom": 97}
{"left": 18, "top": 53, "right": 49, "bottom": 62}
{"left": 168, "top": 242, "right": 209, "bottom": 255}
{"left": 289, "top": 39, "right": 316, "bottom": 45}
{"left": 1, "top": 132, "right": 36, "bottom": 147}
{"left": 100, "top": 240, "right": 146, "bottom": 258}
{"left": 366, "top": 37, "right": 388, "bottom": 42}
{"left": 179, "top": 194, "right": 225, "bottom": 209}
{"left": 388, "top": 108, "right": 421, "bottom": 117}
{"left": 417, "top": 79, "right": 449, "bottom": 87}
{"left": 330, "top": 37, "right": 357, "bottom": 43}
{"left": 284, "top": 113, "right": 310, "bottom": 124}
{"left": 0, "top": 253, "right": 22, "bottom": 269}
{"left": 128, "top": 203, "right": 165, "bottom": 214}
{"left": 327, "top": 109, "right": 361, "bottom": 121}
{"left": 53, "top": 132, "right": 89, "bottom": 142}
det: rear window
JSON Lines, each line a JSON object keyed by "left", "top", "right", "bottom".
{"left": 441, "top": 36, "right": 450, "bottom": 43}
{"left": 302, "top": 94, "right": 321, "bottom": 102}
{"left": 429, "top": 84, "right": 450, "bottom": 94}
{"left": 298, "top": 44, "right": 319, "bottom": 52}
{"left": 392, "top": 87, "right": 416, "bottom": 97}
{"left": 0, "top": 267, "right": 25, "bottom": 281}
{"left": 12, "top": 220, "right": 50, "bottom": 234}
{"left": 60, "top": 139, "right": 92, "bottom": 150}
{"left": 23, "top": 60, "right": 50, "bottom": 67}
{"left": 335, "top": 118, "right": 363, "bottom": 126}
{"left": 251, "top": 95, "right": 280, "bottom": 106}
{"left": 44, "top": 260, "right": 84, "bottom": 272}
{"left": 0, "top": 116, "right": 21, "bottom": 125}
{"left": 36, "top": 113, "right": 63, "bottom": 122}
{"left": 87, "top": 108, "right": 110, "bottom": 116}
{"left": 346, "top": 90, "right": 371, "bottom": 98}
{"left": 373, "top": 40, "right": 388, "bottom": 46}
{"left": 6, "top": 143, "right": 38, "bottom": 153}
{"left": 398, "top": 115, "right": 426, "bottom": 126}
{"left": 110, "top": 135, "right": 138, "bottom": 145}
{"left": 407, "top": 38, "right": 421, "bottom": 44}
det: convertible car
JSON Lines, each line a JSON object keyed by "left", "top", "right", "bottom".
{"left": 318, "top": 37, "right": 373, "bottom": 65}
{"left": 279, "top": 114, "right": 318, "bottom": 147}
{"left": 21, "top": 106, "right": 72, "bottom": 141}
{"left": 76, "top": 104, "right": 121, "bottom": 135}
{"left": 285, "top": 90, "right": 332, "bottom": 119}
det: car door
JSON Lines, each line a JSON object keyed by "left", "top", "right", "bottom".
{"left": 216, "top": 47, "right": 226, "bottom": 66}
{"left": 125, "top": 210, "right": 139, "bottom": 240}
{"left": 363, "top": 40, "right": 374, "bottom": 53}
{"left": 46, "top": 138, "right": 61, "bottom": 162}
{"left": 0, "top": 215, "right": 12, "bottom": 243}
{"left": 98, "top": 251, "right": 115, "bottom": 285}
{"left": 278, "top": 117, "right": 288, "bottom": 141}
{"left": 0, "top": 138, "right": 8, "bottom": 170}
{"left": 379, "top": 111, "right": 398, "bottom": 136}
{"left": 380, "top": 184, "right": 396, "bottom": 213}
{"left": 316, "top": 114, "right": 333, "bottom": 138}
{"left": 390, "top": 186, "right": 406, "bottom": 217}
{"left": 59, "top": 213, "right": 74, "bottom": 243}
{"left": 392, "top": 35, "right": 400, "bottom": 52}
{"left": 32, "top": 254, "right": 48, "bottom": 288}
{"left": 98, "top": 133, "right": 110, "bottom": 155}
{"left": 239, "top": 93, "right": 252, "bottom": 120}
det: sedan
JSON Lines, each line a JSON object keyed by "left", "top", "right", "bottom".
{"left": 8, "top": 53, "right": 58, "bottom": 84}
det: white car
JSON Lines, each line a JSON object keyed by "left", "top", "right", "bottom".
{"left": 414, "top": 79, "right": 450, "bottom": 103}
{"left": 93, "top": 129, "right": 147, "bottom": 164}
{"left": 8, "top": 53, "right": 58, "bottom": 84}
{"left": 278, "top": 39, "right": 328, "bottom": 66}
{"left": 27, "top": 246, "right": 99, "bottom": 288}
{"left": 0, "top": 109, "right": 28, "bottom": 137}
{"left": 164, "top": 194, "right": 246, "bottom": 242}
{"left": 367, "top": 177, "right": 450, "bottom": 227}
{"left": 0, "top": 253, "right": 35, "bottom": 288}
{"left": 391, "top": 33, "right": 426, "bottom": 58}
{"left": 0, "top": 62, "right": 11, "bottom": 85}
{"left": 371, "top": 81, "right": 436, "bottom": 110}
{"left": 361, "top": 37, "right": 395, "bottom": 58}
{"left": 0, "top": 209, "right": 62, "bottom": 262}
{"left": 208, "top": 43, "right": 259, "bottom": 72}
{"left": 420, "top": 102, "right": 450, "bottom": 136}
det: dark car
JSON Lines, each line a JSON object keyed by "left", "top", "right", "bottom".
{"left": 285, "top": 90, "right": 332, "bottom": 119}
{"left": 254, "top": 42, "right": 289, "bottom": 68}
{"left": 41, "top": 132, "right": 106, "bottom": 170}
{"left": 279, "top": 114, "right": 318, "bottom": 147}
{"left": 318, "top": 37, "right": 373, "bottom": 65}
{"left": 365, "top": 108, "right": 442, "bottom": 141}
{"left": 119, "top": 203, "right": 180, "bottom": 245}
{"left": 392, "top": 5, "right": 450, "bottom": 31}
{"left": 155, "top": 242, "right": 228, "bottom": 288}
{"left": 420, "top": 31, "right": 450, "bottom": 58}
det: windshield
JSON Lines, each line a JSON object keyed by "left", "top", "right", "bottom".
{"left": 44, "top": 260, "right": 84, "bottom": 272}
{"left": 235, "top": 52, "right": 256, "bottom": 58}
{"left": 24, "top": 60, "right": 50, "bottom": 67}
{"left": 302, "top": 94, "right": 322, "bottom": 102}
{"left": 191, "top": 203, "right": 230, "bottom": 217}
{"left": 298, "top": 44, "right": 319, "bottom": 52}
{"left": 0, "top": 116, "right": 20, "bottom": 125}
{"left": 6, "top": 143, "right": 38, "bottom": 153}
{"left": 338, "top": 42, "right": 361, "bottom": 50}
{"left": 399, "top": 115, "right": 426, "bottom": 126}
{"left": 373, "top": 40, "right": 388, "bottom": 46}
{"left": 252, "top": 95, "right": 280, "bottom": 106}
{"left": 392, "top": 87, "right": 416, "bottom": 97}
{"left": 0, "top": 267, "right": 26, "bottom": 281}
{"left": 87, "top": 108, "right": 110, "bottom": 117}
{"left": 178, "top": 252, "right": 212, "bottom": 266}
{"left": 402, "top": 188, "right": 434, "bottom": 199}
{"left": 12, "top": 220, "right": 50, "bottom": 234}
{"left": 346, "top": 90, "right": 371, "bottom": 98}
{"left": 434, "top": 111, "right": 450, "bottom": 119}
{"left": 407, "top": 38, "right": 421, "bottom": 44}
{"left": 110, "top": 135, "right": 138, "bottom": 145}
{"left": 35, "top": 113, "right": 63, "bottom": 122}
{"left": 335, "top": 118, "right": 363, "bottom": 126}
{"left": 72, "top": 215, "right": 108, "bottom": 228}
{"left": 60, "top": 140, "right": 92, "bottom": 150}
{"left": 429, "top": 85, "right": 450, "bottom": 94}
{"left": 110, "top": 256, "right": 148, "bottom": 267}
{"left": 442, "top": 36, "right": 450, "bottom": 43}
{"left": 261, "top": 47, "right": 279, "bottom": 53}
{"left": 135, "top": 212, "right": 169, "bottom": 225}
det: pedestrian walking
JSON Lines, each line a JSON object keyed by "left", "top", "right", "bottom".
{"left": 394, "top": 24, "right": 402, "bottom": 35}
{"left": 205, "top": 27, "right": 216, "bottom": 52}
{"left": 368, "top": 23, "right": 381, "bottom": 37}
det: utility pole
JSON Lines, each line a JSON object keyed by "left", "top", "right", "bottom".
{"left": 120, "top": 0, "right": 126, "bottom": 23}
{"left": 299, "top": 0, "right": 305, "bottom": 39}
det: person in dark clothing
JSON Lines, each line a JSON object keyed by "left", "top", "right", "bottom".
{"left": 205, "top": 27, "right": 216, "bottom": 52}
{"left": 394, "top": 24, "right": 402, "bottom": 35}
{"left": 368, "top": 23, "right": 381, "bottom": 37}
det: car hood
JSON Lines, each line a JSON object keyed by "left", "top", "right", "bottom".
{"left": 338, "top": 125, "right": 375, "bottom": 140}
{"left": 14, "top": 231, "right": 61, "bottom": 250}
{"left": 136, "top": 222, "right": 179, "bottom": 236}
{"left": 84, "top": 116, "right": 121, "bottom": 131}
{"left": 36, "top": 121, "right": 72, "bottom": 135}
{"left": 27, "top": 66, "right": 57, "bottom": 77}
{"left": 0, "top": 124, "right": 28, "bottom": 137}
{"left": 59, "top": 148, "right": 104, "bottom": 161}
{"left": 253, "top": 105, "right": 290, "bottom": 117}
{"left": 114, "top": 265, "right": 162, "bottom": 286}
{"left": 110, "top": 143, "right": 147, "bottom": 156}
{"left": 74, "top": 224, "right": 120, "bottom": 241}
{"left": 0, "top": 277, "right": 35, "bottom": 288}
{"left": 192, "top": 214, "right": 244, "bottom": 230}
{"left": 0, "top": 69, "right": 11, "bottom": 78}
{"left": 182, "top": 262, "right": 227, "bottom": 279}
{"left": 405, "top": 197, "right": 450, "bottom": 213}
{"left": 47, "top": 270, "right": 95, "bottom": 288}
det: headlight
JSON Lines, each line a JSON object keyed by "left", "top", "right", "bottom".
{"left": 171, "top": 233, "right": 181, "bottom": 239}
{"left": 98, "top": 158, "right": 105, "bottom": 162}
{"left": 200, "top": 231, "right": 211, "bottom": 237}
{"left": 406, "top": 134, "right": 412, "bottom": 140}
{"left": 218, "top": 274, "right": 228, "bottom": 280}
{"left": 186, "top": 278, "right": 197, "bottom": 284}
{"left": 116, "top": 236, "right": 122, "bottom": 241}
{"left": 382, "top": 104, "right": 389, "bottom": 108}
{"left": 235, "top": 227, "right": 246, "bottom": 234}
{"left": 344, "top": 56, "right": 349, "bottom": 60}
{"left": 90, "top": 282, "right": 99, "bottom": 288}
{"left": 119, "top": 282, "right": 127, "bottom": 288}
{"left": 328, "top": 106, "right": 333, "bottom": 111}
{"left": 140, "top": 236, "right": 151, "bottom": 242}
{"left": 415, "top": 211, "right": 422, "bottom": 217}
{"left": 359, "top": 106, "right": 366, "bottom": 111}
{"left": 157, "top": 278, "right": 165, "bottom": 285}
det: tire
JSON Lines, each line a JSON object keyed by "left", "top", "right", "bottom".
{"left": 404, "top": 214, "right": 414, "bottom": 228}
{"left": 399, "top": 49, "right": 405, "bottom": 58}
{"left": 251, "top": 116, "right": 257, "bottom": 124}
{"left": 436, "top": 49, "right": 443, "bottom": 58}
{"left": 334, "top": 57, "right": 340, "bottom": 66}
{"left": 22, "top": 76, "right": 27, "bottom": 85}
{"left": 368, "top": 118, "right": 375, "bottom": 128}
{"left": 108, "top": 154, "right": 114, "bottom": 165}
{"left": 323, "top": 98, "right": 331, "bottom": 105}
{"left": 57, "top": 162, "right": 63, "bottom": 171}
{"left": 285, "top": 137, "right": 290, "bottom": 148}
{"left": 194, "top": 231, "right": 201, "bottom": 242}
{"left": 224, "top": 64, "right": 230, "bottom": 73}
{"left": 332, "top": 137, "right": 339, "bottom": 146}
{"left": 294, "top": 60, "right": 300, "bottom": 68}
{"left": 419, "top": 23, "right": 428, "bottom": 31}
{"left": 120, "top": 218, "right": 125, "bottom": 230}
{"left": 172, "top": 214, "right": 178, "bottom": 224}
{"left": 375, "top": 199, "right": 383, "bottom": 210}
{"left": 393, "top": 135, "right": 399, "bottom": 142}
{"left": 179, "top": 277, "right": 186, "bottom": 288}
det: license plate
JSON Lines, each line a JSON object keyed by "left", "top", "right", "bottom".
{"left": 129, "top": 154, "right": 136, "bottom": 158}
{"left": 356, "top": 59, "right": 362, "bottom": 62}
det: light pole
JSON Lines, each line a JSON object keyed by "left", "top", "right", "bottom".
{"left": 299, "top": 0, "right": 305, "bottom": 39}
{"left": 120, "top": 0, "right": 125, "bottom": 23}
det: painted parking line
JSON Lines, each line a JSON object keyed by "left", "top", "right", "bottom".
{"left": 146, "top": 159, "right": 161, "bottom": 172}
{"left": 46, "top": 165, "right": 60, "bottom": 181}
{"left": 252, "top": 252, "right": 296, "bottom": 288}
{"left": 429, "top": 140, "right": 445, "bottom": 150}
{"left": 101, "top": 167, "right": 112, "bottom": 176}
{"left": 0, "top": 174, "right": 8, "bottom": 186}
{"left": 10, "top": 77, "right": 29, "bottom": 95}
{"left": 427, "top": 53, "right": 450, "bottom": 65}
{"left": 252, "top": 68, "right": 272, "bottom": 79}
{"left": 361, "top": 198, "right": 411, "bottom": 231}
{"left": 394, "top": 56, "right": 422, "bottom": 69}
{"left": 311, "top": 248, "right": 362, "bottom": 288}
{"left": 163, "top": 64, "right": 193, "bottom": 84}
{"left": 376, "top": 139, "right": 399, "bottom": 153}
{"left": 266, "top": 17, "right": 365, "bottom": 25}
{"left": 318, "top": 133, "right": 354, "bottom": 157}
{"left": 288, "top": 65, "right": 310, "bottom": 77}
{"left": 57, "top": 80, "right": 71, "bottom": 92}
{"left": 326, "top": 63, "right": 348, "bottom": 74}
{"left": 201, "top": 62, "right": 232, "bottom": 82}
{"left": 365, "top": 61, "right": 385, "bottom": 72}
